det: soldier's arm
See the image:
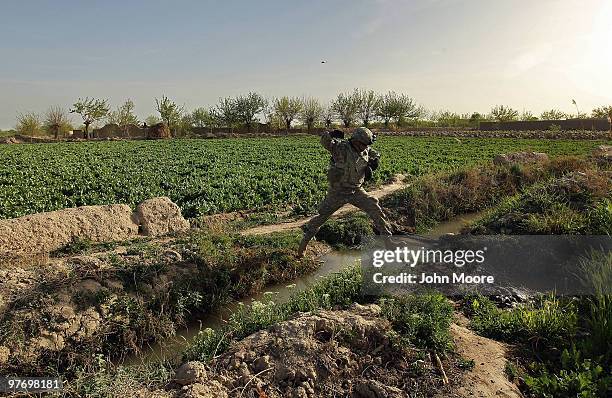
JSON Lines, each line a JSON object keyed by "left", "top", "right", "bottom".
{"left": 368, "top": 148, "right": 381, "bottom": 170}
{"left": 320, "top": 131, "right": 338, "bottom": 152}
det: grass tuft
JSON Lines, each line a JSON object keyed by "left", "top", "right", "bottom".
{"left": 315, "top": 213, "right": 374, "bottom": 248}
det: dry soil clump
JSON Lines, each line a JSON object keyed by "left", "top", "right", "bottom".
{"left": 0, "top": 204, "right": 137, "bottom": 256}
{"left": 163, "top": 305, "right": 458, "bottom": 398}
{"left": 135, "top": 197, "right": 191, "bottom": 236}
{"left": 0, "top": 197, "right": 190, "bottom": 256}
{"left": 492, "top": 151, "right": 549, "bottom": 167}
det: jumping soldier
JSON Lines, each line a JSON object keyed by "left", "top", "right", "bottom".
{"left": 297, "top": 127, "right": 392, "bottom": 256}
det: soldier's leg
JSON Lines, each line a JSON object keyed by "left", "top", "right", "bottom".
{"left": 348, "top": 188, "right": 392, "bottom": 236}
{"left": 298, "top": 192, "right": 346, "bottom": 256}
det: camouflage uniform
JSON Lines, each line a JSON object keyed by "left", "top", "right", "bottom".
{"left": 298, "top": 128, "right": 392, "bottom": 255}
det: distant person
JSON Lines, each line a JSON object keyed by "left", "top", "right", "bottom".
{"left": 297, "top": 127, "right": 392, "bottom": 256}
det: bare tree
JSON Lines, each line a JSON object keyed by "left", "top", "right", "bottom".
{"left": 395, "top": 94, "right": 423, "bottom": 127}
{"left": 191, "top": 107, "right": 214, "bottom": 129}
{"left": 108, "top": 99, "right": 139, "bottom": 137}
{"left": 356, "top": 89, "right": 380, "bottom": 127}
{"left": 144, "top": 115, "right": 162, "bottom": 126}
{"left": 322, "top": 105, "right": 335, "bottom": 128}
{"left": 592, "top": 105, "right": 612, "bottom": 132}
{"left": 300, "top": 97, "right": 323, "bottom": 131}
{"left": 540, "top": 109, "right": 567, "bottom": 120}
{"left": 332, "top": 91, "right": 360, "bottom": 128}
{"left": 235, "top": 92, "right": 267, "bottom": 132}
{"left": 70, "top": 97, "right": 109, "bottom": 139}
{"left": 44, "top": 106, "right": 71, "bottom": 139}
{"left": 434, "top": 110, "right": 461, "bottom": 127}
{"left": 591, "top": 106, "right": 612, "bottom": 119}
{"left": 211, "top": 97, "right": 238, "bottom": 132}
{"left": 490, "top": 105, "right": 519, "bottom": 122}
{"left": 155, "top": 95, "right": 184, "bottom": 136}
{"left": 376, "top": 91, "right": 402, "bottom": 128}
{"left": 175, "top": 113, "right": 196, "bottom": 136}
{"left": 273, "top": 96, "right": 303, "bottom": 131}
{"left": 16, "top": 112, "right": 42, "bottom": 137}
{"left": 520, "top": 110, "right": 538, "bottom": 121}
{"left": 262, "top": 103, "right": 283, "bottom": 130}
{"left": 469, "top": 113, "right": 486, "bottom": 122}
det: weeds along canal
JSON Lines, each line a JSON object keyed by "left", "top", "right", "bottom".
{"left": 122, "top": 211, "right": 485, "bottom": 366}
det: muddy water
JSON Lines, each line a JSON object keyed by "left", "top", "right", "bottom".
{"left": 123, "top": 211, "right": 484, "bottom": 366}
{"left": 123, "top": 250, "right": 362, "bottom": 366}
{"left": 424, "top": 211, "right": 484, "bottom": 237}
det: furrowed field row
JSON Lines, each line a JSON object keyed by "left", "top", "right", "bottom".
{"left": 0, "top": 136, "right": 604, "bottom": 219}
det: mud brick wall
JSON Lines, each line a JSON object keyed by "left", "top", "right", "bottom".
{"left": 479, "top": 118, "right": 610, "bottom": 131}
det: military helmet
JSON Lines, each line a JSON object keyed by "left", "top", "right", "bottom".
{"left": 351, "top": 127, "right": 375, "bottom": 145}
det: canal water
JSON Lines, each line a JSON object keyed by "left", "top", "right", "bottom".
{"left": 123, "top": 211, "right": 484, "bottom": 365}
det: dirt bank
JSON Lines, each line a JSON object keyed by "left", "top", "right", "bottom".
{"left": 0, "top": 204, "right": 137, "bottom": 256}
{"left": 1, "top": 130, "right": 609, "bottom": 145}
{"left": 0, "top": 230, "right": 318, "bottom": 376}
{"left": 147, "top": 304, "right": 460, "bottom": 398}
{"left": 0, "top": 197, "right": 189, "bottom": 256}
{"left": 451, "top": 322, "right": 522, "bottom": 398}
{"left": 467, "top": 169, "right": 612, "bottom": 235}
{"left": 132, "top": 305, "right": 522, "bottom": 398}
{"left": 381, "top": 129, "right": 611, "bottom": 140}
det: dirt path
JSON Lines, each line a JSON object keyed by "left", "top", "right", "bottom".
{"left": 451, "top": 317, "right": 522, "bottom": 398}
{"left": 241, "top": 175, "right": 407, "bottom": 236}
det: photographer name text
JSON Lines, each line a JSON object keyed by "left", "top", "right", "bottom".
{"left": 372, "top": 272, "right": 494, "bottom": 285}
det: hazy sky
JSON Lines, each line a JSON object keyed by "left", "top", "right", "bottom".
{"left": 1, "top": 0, "right": 611, "bottom": 129}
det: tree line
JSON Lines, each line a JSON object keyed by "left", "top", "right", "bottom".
{"left": 10, "top": 90, "right": 612, "bottom": 137}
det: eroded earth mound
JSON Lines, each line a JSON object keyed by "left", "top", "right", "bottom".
{"left": 159, "top": 305, "right": 457, "bottom": 398}
{"left": 0, "top": 197, "right": 189, "bottom": 256}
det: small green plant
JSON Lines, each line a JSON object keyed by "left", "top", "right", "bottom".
{"left": 523, "top": 203, "right": 587, "bottom": 234}
{"left": 125, "top": 241, "right": 160, "bottom": 257}
{"left": 184, "top": 265, "right": 363, "bottom": 362}
{"left": 67, "top": 361, "right": 175, "bottom": 397}
{"left": 465, "top": 288, "right": 611, "bottom": 398}
{"left": 315, "top": 213, "right": 374, "bottom": 248}
{"left": 458, "top": 358, "right": 475, "bottom": 370}
{"left": 468, "top": 171, "right": 611, "bottom": 235}
{"left": 505, "top": 361, "right": 522, "bottom": 381}
{"left": 586, "top": 198, "right": 612, "bottom": 235}
{"left": 380, "top": 294, "right": 454, "bottom": 352}
{"left": 236, "top": 231, "right": 302, "bottom": 249}
{"left": 577, "top": 251, "right": 612, "bottom": 364}
{"left": 524, "top": 348, "right": 611, "bottom": 398}
{"left": 464, "top": 294, "right": 577, "bottom": 352}
{"left": 52, "top": 238, "right": 93, "bottom": 256}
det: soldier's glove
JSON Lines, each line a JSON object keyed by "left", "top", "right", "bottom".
{"left": 330, "top": 129, "right": 344, "bottom": 139}
{"left": 365, "top": 166, "right": 374, "bottom": 181}
{"left": 368, "top": 157, "right": 380, "bottom": 172}
{"left": 368, "top": 149, "right": 380, "bottom": 172}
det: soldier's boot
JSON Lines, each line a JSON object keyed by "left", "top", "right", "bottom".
{"left": 298, "top": 192, "right": 345, "bottom": 257}
{"left": 297, "top": 233, "right": 313, "bottom": 257}
{"left": 297, "top": 223, "right": 318, "bottom": 257}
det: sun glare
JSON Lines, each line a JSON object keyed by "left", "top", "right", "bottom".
{"left": 572, "top": 2, "right": 612, "bottom": 97}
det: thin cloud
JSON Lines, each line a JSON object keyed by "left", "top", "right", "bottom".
{"left": 504, "top": 43, "right": 554, "bottom": 78}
